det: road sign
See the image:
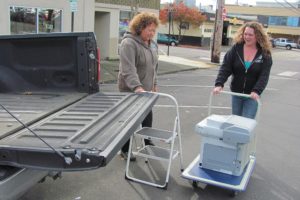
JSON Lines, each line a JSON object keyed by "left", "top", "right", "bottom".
{"left": 70, "top": 0, "right": 78, "bottom": 12}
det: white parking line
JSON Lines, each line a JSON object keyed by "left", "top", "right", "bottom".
{"left": 155, "top": 105, "right": 231, "bottom": 109}
{"left": 159, "top": 85, "right": 214, "bottom": 88}
{"left": 158, "top": 48, "right": 167, "bottom": 55}
{"left": 159, "top": 84, "right": 278, "bottom": 91}
{"left": 277, "top": 71, "right": 298, "bottom": 77}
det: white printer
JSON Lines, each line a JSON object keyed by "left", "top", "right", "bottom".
{"left": 195, "top": 114, "right": 257, "bottom": 176}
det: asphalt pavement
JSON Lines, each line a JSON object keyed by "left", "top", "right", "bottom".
{"left": 21, "top": 46, "right": 300, "bottom": 200}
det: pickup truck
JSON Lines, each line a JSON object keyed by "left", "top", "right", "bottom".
{"left": 0, "top": 33, "right": 158, "bottom": 200}
{"left": 274, "top": 38, "right": 297, "bottom": 50}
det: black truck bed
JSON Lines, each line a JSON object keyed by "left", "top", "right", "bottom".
{"left": 0, "top": 92, "right": 158, "bottom": 171}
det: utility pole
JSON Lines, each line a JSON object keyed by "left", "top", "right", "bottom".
{"left": 211, "top": 0, "right": 224, "bottom": 63}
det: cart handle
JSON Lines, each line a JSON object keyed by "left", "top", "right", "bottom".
{"left": 209, "top": 91, "right": 261, "bottom": 121}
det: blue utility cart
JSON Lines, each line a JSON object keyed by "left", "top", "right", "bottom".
{"left": 182, "top": 91, "right": 261, "bottom": 196}
{"left": 182, "top": 155, "right": 256, "bottom": 196}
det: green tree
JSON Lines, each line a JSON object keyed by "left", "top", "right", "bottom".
{"left": 159, "top": 2, "right": 206, "bottom": 41}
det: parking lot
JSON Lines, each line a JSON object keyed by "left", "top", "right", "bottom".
{"left": 21, "top": 47, "right": 300, "bottom": 200}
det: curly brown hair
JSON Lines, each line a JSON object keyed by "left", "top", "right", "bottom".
{"left": 129, "top": 12, "right": 159, "bottom": 35}
{"left": 233, "top": 22, "right": 272, "bottom": 56}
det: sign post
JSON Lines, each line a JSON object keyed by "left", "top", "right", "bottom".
{"left": 70, "top": 0, "right": 78, "bottom": 32}
{"left": 167, "top": 4, "right": 175, "bottom": 56}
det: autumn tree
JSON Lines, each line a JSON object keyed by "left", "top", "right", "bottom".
{"left": 159, "top": 2, "right": 206, "bottom": 41}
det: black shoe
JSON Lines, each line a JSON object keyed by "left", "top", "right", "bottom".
{"left": 120, "top": 151, "right": 136, "bottom": 162}
{"left": 144, "top": 139, "right": 155, "bottom": 146}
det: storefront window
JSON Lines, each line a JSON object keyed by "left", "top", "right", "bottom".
{"left": 119, "top": 11, "right": 131, "bottom": 43}
{"left": 10, "top": 7, "right": 37, "bottom": 34}
{"left": 10, "top": 6, "right": 62, "bottom": 34}
{"left": 287, "top": 17, "right": 299, "bottom": 27}
{"left": 39, "top": 9, "right": 62, "bottom": 33}
{"left": 268, "top": 16, "right": 292, "bottom": 26}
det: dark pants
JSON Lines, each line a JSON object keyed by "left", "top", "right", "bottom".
{"left": 121, "top": 111, "right": 153, "bottom": 153}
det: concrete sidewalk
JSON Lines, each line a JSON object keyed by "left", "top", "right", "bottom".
{"left": 100, "top": 55, "right": 219, "bottom": 83}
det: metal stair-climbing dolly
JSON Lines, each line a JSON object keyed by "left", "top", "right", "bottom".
{"left": 125, "top": 92, "right": 184, "bottom": 189}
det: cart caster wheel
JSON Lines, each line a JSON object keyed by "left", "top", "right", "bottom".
{"left": 192, "top": 181, "right": 198, "bottom": 188}
{"left": 229, "top": 190, "right": 238, "bottom": 197}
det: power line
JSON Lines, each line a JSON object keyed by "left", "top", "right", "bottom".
{"left": 282, "top": 0, "right": 299, "bottom": 9}
{"left": 282, "top": 0, "right": 300, "bottom": 14}
{"left": 274, "top": 0, "right": 300, "bottom": 15}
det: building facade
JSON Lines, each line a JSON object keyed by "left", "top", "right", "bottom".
{"left": 159, "top": 3, "right": 300, "bottom": 47}
{"left": 94, "top": 0, "right": 159, "bottom": 59}
{"left": 1, "top": 0, "right": 160, "bottom": 59}
{"left": 226, "top": 4, "right": 300, "bottom": 42}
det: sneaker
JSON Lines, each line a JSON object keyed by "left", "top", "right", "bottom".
{"left": 120, "top": 151, "right": 136, "bottom": 162}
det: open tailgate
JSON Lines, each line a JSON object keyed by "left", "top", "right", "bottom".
{"left": 0, "top": 92, "right": 158, "bottom": 171}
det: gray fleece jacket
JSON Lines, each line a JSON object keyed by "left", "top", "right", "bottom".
{"left": 118, "top": 32, "right": 158, "bottom": 92}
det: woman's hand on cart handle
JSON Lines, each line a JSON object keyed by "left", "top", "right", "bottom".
{"left": 134, "top": 86, "right": 145, "bottom": 93}
{"left": 152, "top": 85, "right": 158, "bottom": 92}
{"left": 213, "top": 86, "right": 223, "bottom": 95}
{"left": 250, "top": 92, "right": 260, "bottom": 101}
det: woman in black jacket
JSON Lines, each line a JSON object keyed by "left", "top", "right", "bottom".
{"left": 213, "top": 22, "right": 273, "bottom": 119}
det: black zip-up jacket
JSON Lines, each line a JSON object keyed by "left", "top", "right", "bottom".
{"left": 215, "top": 43, "right": 272, "bottom": 95}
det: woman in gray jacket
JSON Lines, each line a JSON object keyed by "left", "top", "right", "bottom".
{"left": 118, "top": 12, "right": 159, "bottom": 161}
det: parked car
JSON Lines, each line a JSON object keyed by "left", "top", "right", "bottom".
{"left": 157, "top": 33, "right": 179, "bottom": 46}
{"left": 274, "top": 38, "right": 297, "bottom": 50}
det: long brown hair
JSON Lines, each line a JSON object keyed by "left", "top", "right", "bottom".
{"left": 233, "top": 22, "right": 272, "bottom": 56}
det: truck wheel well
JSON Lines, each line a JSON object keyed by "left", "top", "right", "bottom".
{"left": 286, "top": 45, "right": 292, "bottom": 50}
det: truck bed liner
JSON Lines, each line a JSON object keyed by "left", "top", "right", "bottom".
{"left": 0, "top": 92, "right": 158, "bottom": 171}
{"left": 0, "top": 92, "right": 87, "bottom": 139}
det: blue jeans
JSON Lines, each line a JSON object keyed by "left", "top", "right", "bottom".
{"left": 231, "top": 96, "right": 258, "bottom": 119}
